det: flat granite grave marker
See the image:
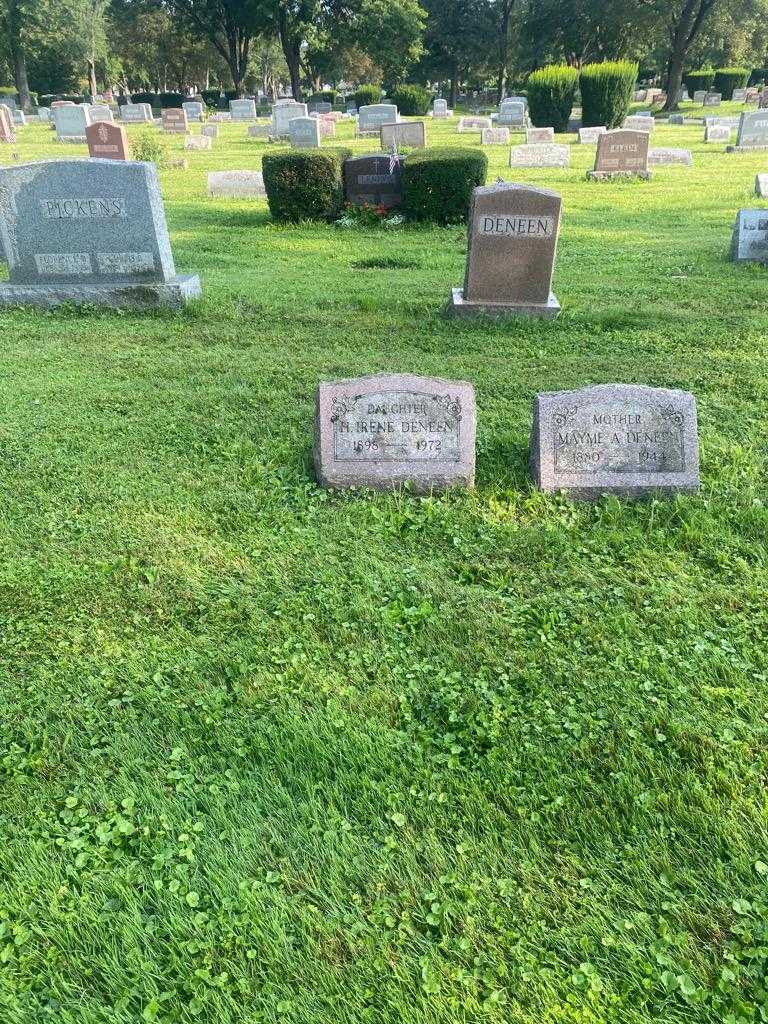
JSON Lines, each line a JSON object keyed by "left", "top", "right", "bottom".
{"left": 509, "top": 143, "right": 569, "bottom": 167}
{"left": 54, "top": 104, "right": 91, "bottom": 143}
{"left": 732, "top": 88, "right": 748, "bottom": 103}
{"left": 755, "top": 173, "right": 768, "bottom": 197}
{"left": 668, "top": 113, "right": 684, "bottom": 125}
{"left": 457, "top": 116, "right": 492, "bottom": 133}
{"left": 201, "top": 124, "right": 218, "bottom": 138}
{"left": 358, "top": 104, "right": 398, "bottom": 134}
{"left": 588, "top": 129, "right": 650, "bottom": 179}
{"left": 162, "top": 108, "right": 188, "bottom": 133}
{"left": 648, "top": 147, "right": 692, "bottom": 165}
{"left": 289, "top": 116, "right": 321, "bottom": 147}
{"left": 578, "top": 125, "right": 607, "bottom": 143}
{"left": 314, "top": 373, "right": 476, "bottom": 493}
{"left": 704, "top": 92, "right": 722, "bottom": 106}
{"left": 344, "top": 154, "right": 404, "bottom": 208}
{"left": 248, "top": 124, "right": 270, "bottom": 138}
{"left": 86, "top": 121, "right": 129, "bottom": 160}
{"left": 527, "top": 126, "right": 554, "bottom": 143}
{"left": 184, "top": 135, "right": 211, "bottom": 150}
{"left": 693, "top": 90, "right": 707, "bottom": 103}
{"left": 0, "top": 105, "right": 15, "bottom": 144}
{"left": 705, "top": 124, "right": 730, "bottom": 142}
{"left": 380, "top": 121, "right": 426, "bottom": 149}
{"left": 229, "top": 98, "right": 257, "bottom": 121}
{"left": 121, "top": 103, "right": 153, "bottom": 123}
{"left": 448, "top": 181, "right": 561, "bottom": 319}
{"left": 207, "top": 171, "right": 266, "bottom": 198}
{"left": 728, "top": 111, "right": 768, "bottom": 151}
{"left": 37, "top": 107, "right": 51, "bottom": 123}
{"left": 0, "top": 159, "right": 201, "bottom": 309}
{"left": 731, "top": 208, "right": 768, "bottom": 262}
{"left": 481, "top": 126, "right": 510, "bottom": 145}
{"left": 530, "top": 384, "right": 700, "bottom": 499}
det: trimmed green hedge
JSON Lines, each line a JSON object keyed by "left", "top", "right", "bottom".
{"left": 131, "top": 92, "right": 157, "bottom": 107}
{"left": 201, "top": 89, "right": 221, "bottom": 108}
{"left": 263, "top": 149, "right": 352, "bottom": 223}
{"left": 159, "top": 91, "right": 185, "bottom": 109}
{"left": 401, "top": 148, "right": 488, "bottom": 224}
{"left": 390, "top": 84, "right": 431, "bottom": 116}
{"left": 579, "top": 61, "right": 636, "bottom": 128}
{"left": 310, "top": 90, "right": 336, "bottom": 104}
{"left": 353, "top": 84, "right": 381, "bottom": 108}
{"left": 713, "top": 67, "right": 749, "bottom": 99}
{"left": 684, "top": 69, "right": 715, "bottom": 94}
{"left": 526, "top": 65, "right": 578, "bottom": 132}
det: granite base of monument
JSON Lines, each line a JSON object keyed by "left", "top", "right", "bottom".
{"left": 726, "top": 144, "right": 768, "bottom": 153}
{"left": 586, "top": 169, "right": 651, "bottom": 181}
{"left": 0, "top": 275, "right": 201, "bottom": 310}
{"left": 447, "top": 286, "right": 560, "bottom": 320}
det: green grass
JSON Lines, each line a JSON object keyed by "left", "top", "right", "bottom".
{"left": 0, "top": 116, "right": 767, "bottom": 1024}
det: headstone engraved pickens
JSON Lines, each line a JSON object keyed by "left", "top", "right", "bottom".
{"left": 86, "top": 121, "right": 129, "bottom": 160}
{"left": 731, "top": 209, "right": 768, "bottom": 262}
{"left": 529, "top": 384, "right": 700, "bottom": 498}
{"left": 588, "top": 129, "right": 650, "bottom": 179}
{"left": 344, "top": 154, "right": 404, "bottom": 208}
{"left": 314, "top": 374, "right": 476, "bottom": 492}
{"left": 0, "top": 159, "right": 201, "bottom": 309}
{"left": 728, "top": 111, "right": 768, "bottom": 151}
{"left": 289, "top": 116, "right": 321, "bottom": 147}
{"left": 509, "top": 143, "right": 569, "bottom": 167}
{"left": 380, "top": 121, "right": 426, "bottom": 149}
{"left": 448, "top": 182, "right": 561, "bottom": 319}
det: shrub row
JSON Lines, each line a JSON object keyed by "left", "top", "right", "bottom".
{"left": 684, "top": 69, "right": 715, "bottom": 93}
{"left": 262, "top": 148, "right": 487, "bottom": 225}
{"left": 684, "top": 67, "right": 749, "bottom": 98}
{"left": 579, "top": 61, "right": 636, "bottom": 128}
{"left": 526, "top": 65, "right": 578, "bottom": 132}
{"left": 309, "top": 90, "right": 336, "bottom": 104}
{"left": 353, "top": 84, "right": 381, "bottom": 107}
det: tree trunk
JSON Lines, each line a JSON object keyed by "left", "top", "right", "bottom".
{"left": 277, "top": 7, "right": 302, "bottom": 100}
{"left": 663, "top": 51, "right": 685, "bottom": 111}
{"left": 6, "top": 0, "right": 32, "bottom": 112}
{"left": 449, "top": 62, "right": 459, "bottom": 108}
{"left": 495, "top": 0, "right": 514, "bottom": 104}
{"left": 88, "top": 57, "right": 98, "bottom": 99}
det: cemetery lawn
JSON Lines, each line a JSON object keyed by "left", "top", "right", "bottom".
{"left": 1, "top": 116, "right": 767, "bottom": 1024}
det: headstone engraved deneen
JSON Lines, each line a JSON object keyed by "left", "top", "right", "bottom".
{"left": 529, "top": 384, "right": 700, "bottom": 498}
{"left": 315, "top": 374, "right": 476, "bottom": 492}
{"left": 86, "top": 121, "right": 129, "bottom": 160}
{"left": 731, "top": 208, "right": 768, "bottom": 262}
{"left": 344, "top": 154, "right": 404, "bottom": 208}
{"left": 0, "top": 159, "right": 201, "bottom": 309}
{"left": 728, "top": 111, "right": 768, "bottom": 151}
{"left": 588, "top": 128, "right": 650, "bottom": 179}
{"left": 448, "top": 182, "right": 561, "bottom": 319}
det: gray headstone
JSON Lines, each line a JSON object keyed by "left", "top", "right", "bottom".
{"left": 37, "top": 107, "right": 51, "bottom": 123}
{"left": 89, "top": 104, "right": 114, "bottom": 124}
{"left": 457, "top": 116, "right": 492, "bottom": 133}
{"left": 578, "top": 126, "right": 607, "bottom": 144}
{"left": 183, "top": 101, "right": 205, "bottom": 122}
{"left": 448, "top": 182, "right": 561, "bottom": 319}
{"left": 201, "top": 124, "right": 218, "bottom": 138}
{"left": 344, "top": 154, "right": 403, "bottom": 209}
{"left": 497, "top": 100, "right": 526, "bottom": 127}
{"left": 53, "top": 104, "right": 91, "bottom": 142}
{"left": 207, "top": 171, "right": 265, "bottom": 198}
{"left": 703, "top": 92, "right": 722, "bottom": 106}
{"left": 530, "top": 384, "right": 700, "bottom": 498}
{"left": 756, "top": 173, "right": 768, "bottom": 197}
{"left": 732, "top": 88, "right": 747, "bottom": 103}
{"left": 229, "top": 98, "right": 257, "bottom": 121}
{"left": 314, "top": 373, "right": 476, "bottom": 493}
{"left": 248, "top": 124, "right": 270, "bottom": 138}
{"left": 289, "top": 116, "right": 321, "bottom": 148}
{"left": 358, "top": 104, "right": 399, "bottom": 133}
{"left": 526, "top": 127, "right": 554, "bottom": 143}
{"left": 509, "top": 143, "right": 569, "bottom": 167}
{"left": 705, "top": 124, "right": 730, "bottom": 142}
{"left": 120, "top": 103, "right": 153, "bottom": 123}
{"left": 623, "top": 115, "right": 654, "bottom": 132}
{"left": 668, "top": 114, "right": 684, "bottom": 125}
{"left": 731, "top": 208, "right": 768, "bottom": 262}
{"left": 271, "top": 101, "right": 307, "bottom": 137}
{"left": 309, "top": 101, "right": 332, "bottom": 114}
{"left": 380, "top": 121, "right": 426, "bottom": 149}
{"left": 0, "top": 159, "right": 201, "bottom": 308}
{"left": 433, "top": 98, "right": 449, "bottom": 117}
{"left": 647, "top": 147, "right": 692, "bottom": 165}
{"left": 730, "top": 111, "right": 768, "bottom": 150}
{"left": 481, "top": 127, "right": 510, "bottom": 145}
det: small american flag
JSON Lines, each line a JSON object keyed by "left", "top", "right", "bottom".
{"left": 388, "top": 142, "right": 399, "bottom": 174}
